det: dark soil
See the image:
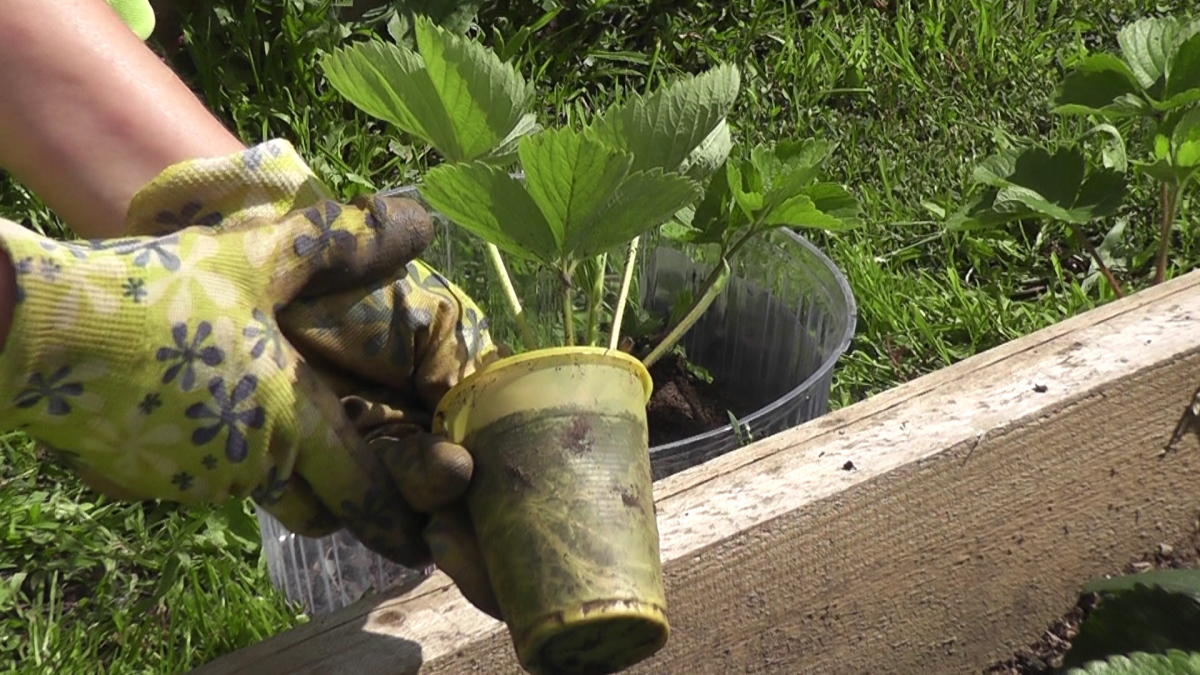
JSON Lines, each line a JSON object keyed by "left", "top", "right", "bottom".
{"left": 644, "top": 352, "right": 749, "bottom": 447}
{"left": 984, "top": 532, "right": 1200, "bottom": 674}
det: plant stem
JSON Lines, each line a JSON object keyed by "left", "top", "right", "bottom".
{"left": 1068, "top": 225, "right": 1124, "bottom": 299}
{"left": 722, "top": 227, "right": 760, "bottom": 268}
{"left": 561, "top": 266, "right": 576, "bottom": 347}
{"left": 1154, "top": 181, "right": 1180, "bottom": 285}
{"left": 609, "top": 237, "right": 641, "bottom": 351}
{"left": 641, "top": 226, "right": 760, "bottom": 366}
{"left": 585, "top": 253, "right": 607, "bottom": 346}
{"left": 485, "top": 243, "right": 536, "bottom": 351}
{"left": 642, "top": 257, "right": 731, "bottom": 369}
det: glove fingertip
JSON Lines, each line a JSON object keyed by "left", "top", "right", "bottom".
{"left": 368, "top": 196, "right": 435, "bottom": 264}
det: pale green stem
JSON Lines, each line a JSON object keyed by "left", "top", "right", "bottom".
{"left": 609, "top": 236, "right": 641, "bottom": 351}
{"left": 485, "top": 243, "right": 536, "bottom": 351}
{"left": 642, "top": 257, "right": 730, "bottom": 369}
{"left": 642, "top": 226, "right": 760, "bottom": 366}
{"left": 1154, "top": 180, "right": 1181, "bottom": 286}
{"left": 585, "top": 253, "right": 607, "bottom": 346}
{"left": 562, "top": 277, "right": 576, "bottom": 347}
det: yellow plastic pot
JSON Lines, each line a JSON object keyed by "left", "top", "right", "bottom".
{"left": 434, "top": 346, "right": 668, "bottom": 675}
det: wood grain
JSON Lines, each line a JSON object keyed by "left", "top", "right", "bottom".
{"left": 195, "top": 269, "right": 1200, "bottom": 675}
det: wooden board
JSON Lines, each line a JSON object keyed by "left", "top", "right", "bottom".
{"left": 195, "top": 269, "right": 1200, "bottom": 675}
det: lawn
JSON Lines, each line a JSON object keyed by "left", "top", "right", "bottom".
{"left": 1, "top": 0, "right": 1196, "bottom": 671}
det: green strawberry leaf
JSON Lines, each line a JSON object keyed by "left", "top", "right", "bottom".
{"left": 1052, "top": 53, "right": 1147, "bottom": 118}
{"left": 996, "top": 146, "right": 1086, "bottom": 208}
{"left": 1074, "top": 168, "right": 1129, "bottom": 218}
{"left": 969, "top": 145, "right": 1125, "bottom": 224}
{"left": 971, "top": 149, "right": 1020, "bottom": 188}
{"left": 518, "top": 127, "right": 634, "bottom": 254}
{"left": 947, "top": 205, "right": 1036, "bottom": 231}
{"left": 414, "top": 16, "right": 535, "bottom": 161}
{"left": 1062, "top": 580, "right": 1200, "bottom": 670}
{"left": 1172, "top": 107, "right": 1200, "bottom": 168}
{"left": 588, "top": 64, "right": 740, "bottom": 175}
{"left": 565, "top": 169, "right": 702, "bottom": 259}
{"left": 764, "top": 193, "right": 856, "bottom": 230}
{"left": 1136, "top": 156, "right": 1185, "bottom": 183}
{"left": 801, "top": 183, "right": 864, "bottom": 227}
{"left": 385, "top": 0, "right": 484, "bottom": 46}
{"left": 1155, "top": 129, "right": 1172, "bottom": 160}
{"left": 1133, "top": 109, "right": 1200, "bottom": 184}
{"left": 680, "top": 119, "right": 734, "bottom": 181}
{"left": 724, "top": 140, "right": 858, "bottom": 231}
{"left": 1083, "top": 569, "right": 1200, "bottom": 599}
{"left": 1066, "top": 651, "right": 1200, "bottom": 675}
{"left": 431, "top": 126, "right": 701, "bottom": 262}
{"left": 321, "top": 16, "right": 534, "bottom": 163}
{"left": 660, "top": 220, "right": 708, "bottom": 243}
{"left": 418, "top": 161, "right": 557, "bottom": 263}
{"left": 487, "top": 112, "right": 541, "bottom": 164}
{"left": 321, "top": 40, "right": 435, "bottom": 142}
{"left": 943, "top": 188, "right": 1024, "bottom": 231}
{"left": 1118, "top": 17, "right": 1185, "bottom": 92}
{"left": 1089, "top": 123, "right": 1129, "bottom": 172}
{"left": 1167, "top": 32, "right": 1200, "bottom": 94}
{"left": 669, "top": 163, "right": 737, "bottom": 245}
{"left": 751, "top": 139, "right": 835, "bottom": 209}
{"left": 994, "top": 183, "right": 1078, "bottom": 222}
{"left": 726, "top": 157, "right": 765, "bottom": 217}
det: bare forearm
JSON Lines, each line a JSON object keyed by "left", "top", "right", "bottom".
{"left": 0, "top": 0, "right": 245, "bottom": 238}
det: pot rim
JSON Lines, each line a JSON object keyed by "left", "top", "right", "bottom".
{"left": 432, "top": 346, "right": 654, "bottom": 440}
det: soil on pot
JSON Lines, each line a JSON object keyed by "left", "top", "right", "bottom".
{"left": 984, "top": 531, "right": 1200, "bottom": 674}
{"left": 644, "top": 352, "right": 751, "bottom": 447}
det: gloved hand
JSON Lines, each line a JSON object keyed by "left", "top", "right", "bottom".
{"left": 121, "top": 140, "right": 503, "bottom": 616}
{"left": 0, "top": 188, "right": 453, "bottom": 567}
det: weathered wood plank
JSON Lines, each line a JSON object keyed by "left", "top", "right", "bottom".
{"left": 196, "top": 269, "right": 1200, "bottom": 675}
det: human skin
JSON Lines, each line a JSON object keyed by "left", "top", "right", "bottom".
{"left": 0, "top": 0, "right": 246, "bottom": 346}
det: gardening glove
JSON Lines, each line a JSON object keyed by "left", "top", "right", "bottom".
{"left": 104, "top": 0, "right": 156, "bottom": 40}
{"left": 121, "top": 139, "right": 502, "bottom": 615}
{"left": 343, "top": 392, "right": 502, "bottom": 619}
{"left": 0, "top": 191, "right": 448, "bottom": 566}
{"left": 123, "top": 140, "right": 499, "bottom": 413}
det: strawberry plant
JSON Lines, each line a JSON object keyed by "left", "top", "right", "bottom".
{"left": 320, "top": 15, "right": 860, "bottom": 361}
{"left": 951, "top": 15, "right": 1200, "bottom": 296}
{"left": 949, "top": 141, "right": 1130, "bottom": 296}
{"left": 1056, "top": 569, "right": 1200, "bottom": 674}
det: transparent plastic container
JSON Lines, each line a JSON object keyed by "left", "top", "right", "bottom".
{"left": 639, "top": 228, "right": 857, "bottom": 479}
{"left": 258, "top": 185, "right": 857, "bottom": 616}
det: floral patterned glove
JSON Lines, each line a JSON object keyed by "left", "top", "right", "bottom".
{"left": 121, "top": 140, "right": 502, "bottom": 612}
{"left": 124, "top": 140, "right": 498, "bottom": 413}
{"left": 0, "top": 191, "right": 444, "bottom": 566}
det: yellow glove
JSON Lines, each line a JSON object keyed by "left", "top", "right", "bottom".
{"left": 124, "top": 140, "right": 498, "bottom": 411}
{"left": 121, "top": 139, "right": 502, "bottom": 611}
{"left": 0, "top": 185, "right": 447, "bottom": 566}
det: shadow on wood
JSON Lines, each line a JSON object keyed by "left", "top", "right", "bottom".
{"left": 194, "top": 571, "right": 432, "bottom": 674}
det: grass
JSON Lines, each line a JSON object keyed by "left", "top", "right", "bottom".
{"left": 1, "top": 0, "right": 1197, "bottom": 671}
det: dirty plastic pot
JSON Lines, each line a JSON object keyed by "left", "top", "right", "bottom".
{"left": 434, "top": 346, "right": 666, "bottom": 674}
{"left": 257, "top": 184, "right": 856, "bottom": 617}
